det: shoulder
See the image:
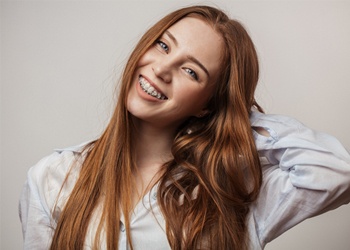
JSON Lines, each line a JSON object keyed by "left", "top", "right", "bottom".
{"left": 25, "top": 141, "right": 92, "bottom": 210}
{"left": 250, "top": 110, "right": 326, "bottom": 150}
{"left": 28, "top": 141, "right": 88, "bottom": 184}
{"left": 249, "top": 110, "right": 301, "bottom": 151}
{"left": 250, "top": 110, "right": 350, "bottom": 159}
{"left": 250, "top": 110, "right": 305, "bottom": 137}
{"left": 19, "top": 142, "right": 92, "bottom": 246}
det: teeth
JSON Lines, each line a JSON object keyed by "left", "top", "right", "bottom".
{"left": 147, "top": 86, "right": 154, "bottom": 94}
{"left": 139, "top": 76, "right": 167, "bottom": 100}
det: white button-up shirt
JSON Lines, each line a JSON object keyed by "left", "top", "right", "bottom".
{"left": 19, "top": 111, "right": 350, "bottom": 249}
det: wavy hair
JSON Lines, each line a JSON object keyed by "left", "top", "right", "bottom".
{"left": 50, "top": 5, "right": 262, "bottom": 250}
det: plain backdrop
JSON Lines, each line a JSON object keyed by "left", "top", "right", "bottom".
{"left": 1, "top": 1, "right": 350, "bottom": 249}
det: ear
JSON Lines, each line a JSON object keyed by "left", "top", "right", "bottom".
{"left": 194, "top": 109, "right": 210, "bottom": 118}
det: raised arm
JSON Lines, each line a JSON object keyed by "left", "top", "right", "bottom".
{"left": 249, "top": 111, "right": 350, "bottom": 247}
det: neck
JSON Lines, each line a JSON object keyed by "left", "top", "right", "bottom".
{"left": 133, "top": 119, "right": 176, "bottom": 169}
{"left": 131, "top": 117, "right": 177, "bottom": 202}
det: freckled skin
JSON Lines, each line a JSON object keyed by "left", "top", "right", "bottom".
{"left": 127, "top": 17, "right": 224, "bottom": 130}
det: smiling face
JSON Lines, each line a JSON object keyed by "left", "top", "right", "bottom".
{"left": 127, "top": 17, "right": 224, "bottom": 129}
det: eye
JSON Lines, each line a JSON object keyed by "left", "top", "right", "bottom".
{"left": 156, "top": 40, "right": 169, "bottom": 53}
{"left": 184, "top": 68, "right": 199, "bottom": 81}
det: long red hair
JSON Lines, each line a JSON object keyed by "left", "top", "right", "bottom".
{"left": 50, "top": 5, "right": 262, "bottom": 250}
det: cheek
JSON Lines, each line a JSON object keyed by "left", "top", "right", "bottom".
{"left": 126, "top": 87, "right": 135, "bottom": 111}
{"left": 176, "top": 87, "right": 212, "bottom": 110}
{"left": 137, "top": 55, "right": 146, "bottom": 67}
{"left": 126, "top": 75, "right": 139, "bottom": 105}
{"left": 137, "top": 49, "right": 155, "bottom": 67}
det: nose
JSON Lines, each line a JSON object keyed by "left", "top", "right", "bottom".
{"left": 152, "top": 63, "right": 172, "bottom": 83}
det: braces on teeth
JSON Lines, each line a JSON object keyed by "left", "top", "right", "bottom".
{"left": 139, "top": 77, "right": 167, "bottom": 100}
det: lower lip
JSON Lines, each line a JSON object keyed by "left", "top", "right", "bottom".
{"left": 136, "top": 80, "right": 163, "bottom": 102}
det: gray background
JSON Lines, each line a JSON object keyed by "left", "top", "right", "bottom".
{"left": 1, "top": 1, "right": 350, "bottom": 249}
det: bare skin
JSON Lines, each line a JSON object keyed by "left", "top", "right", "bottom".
{"left": 132, "top": 119, "right": 175, "bottom": 206}
{"left": 127, "top": 17, "right": 224, "bottom": 206}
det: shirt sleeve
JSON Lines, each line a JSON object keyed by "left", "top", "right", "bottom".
{"left": 249, "top": 111, "right": 350, "bottom": 247}
{"left": 19, "top": 154, "right": 58, "bottom": 250}
{"left": 19, "top": 149, "right": 81, "bottom": 250}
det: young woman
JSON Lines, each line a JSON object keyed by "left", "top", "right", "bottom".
{"left": 19, "top": 5, "right": 350, "bottom": 250}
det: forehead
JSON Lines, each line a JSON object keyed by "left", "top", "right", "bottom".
{"left": 167, "top": 17, "right": 224, "bottom": 79}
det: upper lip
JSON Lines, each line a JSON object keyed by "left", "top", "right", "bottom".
{"left": 139, "top": 75, "right": 168, "bottom": 98}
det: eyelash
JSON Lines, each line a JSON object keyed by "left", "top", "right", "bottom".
{"left": 184, "top": 68, "right": 199, "bottom": 81}
{"left": 155, "top": 40, "right": 199, "bottom": 81}
{"left": 156, "top": 40, "right": 169, "bottom": 53}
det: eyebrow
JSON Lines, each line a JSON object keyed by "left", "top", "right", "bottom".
{"left": 164, "top": 30, "right": 210, "bottom": 78}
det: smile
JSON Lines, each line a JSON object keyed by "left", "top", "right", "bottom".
{"left": 139, "top": 76, "right": 168, "bottom": 100}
